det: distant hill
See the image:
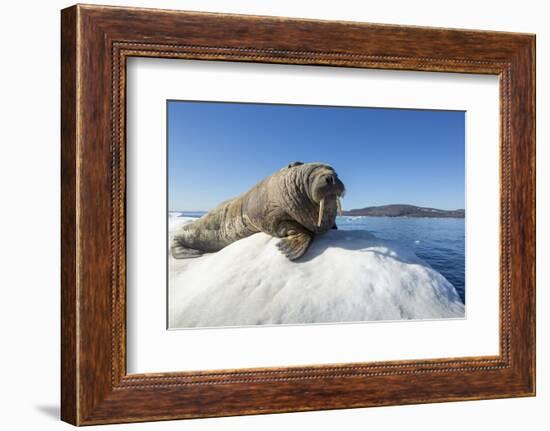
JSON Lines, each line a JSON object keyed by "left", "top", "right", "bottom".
{"left": 343, "top": 204, "right": 465, "bottom": 218}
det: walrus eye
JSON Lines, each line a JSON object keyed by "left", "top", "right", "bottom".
{"left": 325, "top": 175, "right": 334, "bottom": 185}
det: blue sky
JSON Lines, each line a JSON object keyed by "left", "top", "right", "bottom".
{"left": 168, "top": 101, "right": 464, "bottom": 212}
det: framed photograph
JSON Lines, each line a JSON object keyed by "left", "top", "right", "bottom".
{"left": 61, "top": 4, "right": 535, "bottom": 425}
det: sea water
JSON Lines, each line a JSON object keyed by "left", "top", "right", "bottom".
{"left": 175, "top": 212, "right": 466, "bottom": 304}
{"left": 338, "top": 216, "right": 465, "bottom": 304}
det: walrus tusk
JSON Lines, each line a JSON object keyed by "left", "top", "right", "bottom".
{"left": 317, "top": 197, "right": 325, "bottom": 227}
{"left": 337, "top": 196, "right": 342, "bottom": 217}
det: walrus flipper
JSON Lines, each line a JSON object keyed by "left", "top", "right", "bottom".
{"left": 171, "top": 236, "right": 205, "bottom": 259}
{"left": 171, "top": 244, "right": 204, "bottom": 259}
{"left": 280, "top": 161, "right": 304, "bottom": 171}
{"left": 276, "top": 232, "right": 312, "bottom": 261}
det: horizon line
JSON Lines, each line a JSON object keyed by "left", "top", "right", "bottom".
{"left": 169, "top": 203, "right": 466, "bottom": 213}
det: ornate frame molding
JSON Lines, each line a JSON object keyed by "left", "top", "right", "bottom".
{"left": 61, "top": 5, "right": 535, "bottom": 425}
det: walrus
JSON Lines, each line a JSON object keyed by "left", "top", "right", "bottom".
{"left": 171, "top": 162, "right": 345, "bottom": 261}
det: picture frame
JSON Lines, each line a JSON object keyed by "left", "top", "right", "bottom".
{"left": 61, "top": 4, "right": 535, "bottom": 425}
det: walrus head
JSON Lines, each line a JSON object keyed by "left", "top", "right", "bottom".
{"left": 278, "top": 162, "right": 345, "bottom": 231}
{"left": 308, "top": 165, "right": 345, "bottom": 203}
{"left": 307, "top": 164, "right": 345, "bottom": 226}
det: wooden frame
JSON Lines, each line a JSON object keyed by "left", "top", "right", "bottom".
{"left": 61, "top": 4, "right": 535, "bottom": 425}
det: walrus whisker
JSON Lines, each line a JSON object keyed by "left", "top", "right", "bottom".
{"left": 317, "top": 197, "right": 325, "bottom": 227}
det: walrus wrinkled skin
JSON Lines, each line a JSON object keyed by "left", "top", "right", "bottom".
{"left": 171, "top": 162, "right": 345, "bottom": 261}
